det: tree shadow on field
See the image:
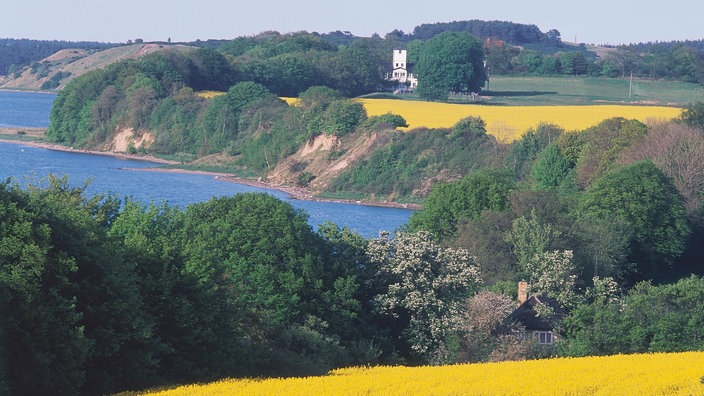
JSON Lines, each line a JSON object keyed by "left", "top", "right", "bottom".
{"left": 482, "top": 90, "right": 558, "bottom": 97}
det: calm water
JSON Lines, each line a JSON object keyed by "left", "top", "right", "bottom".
{"left": 0, "top": 90, "right": 412, "bottom": 236}
{"left": 0, "top": 90, "right": 56, "bottom": 128}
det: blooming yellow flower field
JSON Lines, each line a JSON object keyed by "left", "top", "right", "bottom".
{"left": 215, "top": 96, "right": 681, "bottom": 143}
{"left": 195, "top": 90, "right": 226, "bottom": 99}
{"left": 358, "top": 99, "right": 683, "bottom": 142}
{"left": 147, "top": 352, "right": 704, "bottom": 395}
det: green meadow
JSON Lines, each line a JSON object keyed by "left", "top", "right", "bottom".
{"left": 480, "top": 76, "right": 704, "bottom": 106}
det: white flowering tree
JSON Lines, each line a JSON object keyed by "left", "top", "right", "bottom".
{"left": 586, "top": 276, "right": 621, "bottom": 305}
{"left": 368, "top": 231, "right": 481, "bottom": 362}
{"left": 525, "top": 250, "right": 578, "bottom": 308}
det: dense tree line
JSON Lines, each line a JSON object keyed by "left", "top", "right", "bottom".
{"left": 410, "top": 20, "right": 550, "bottom": 45}
{"left": 14, "top": 28, "right": 704, "bottom": 393}
{"left": 611, "top": 43, "right": 704, "bottom": 82}
{"left": 219, "top": 31, "right": 389, "bottom": 97}
{"left": 407, "top": 116, "right": 704, "bottom": 284}
{"left": 216, "top": 24, "right": 704, "bottom": 85}
{"left": 5, "top": 22, "right": 704, "bottom": 91}
{"left": 486, "top": 46, "right": 598, "bottom": 77}
{"left": 6, "top": 111, "right": 704, "bottom": 393}
{"left": 383, "top": 114, "right": 704, "bottom": 363}
{"left": 48, "top": 48, "right": 239, "bottom": 148}
{"left": 0, "top": 20, "right": 549, "bottom": 79}
{"left": 627, "top": 39, "right": 704, "bottom": 56}
{"left": 407, "top": 22, "right": 704, "bottom": 83}
{"left": 0, "top": 38, "right": 116, "bottom": 76}
{"left": 0, "top": 178, "right": 484, "bottom": 395}
{"left": 485, "top": 41, "right": 704, "bottom": 83}
{"left": 47, "top": 47, "right": 395, "bottom": 174}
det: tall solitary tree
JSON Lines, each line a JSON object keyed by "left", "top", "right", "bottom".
{"left": 414, "top": 31, "right": 487, "bottom": 101}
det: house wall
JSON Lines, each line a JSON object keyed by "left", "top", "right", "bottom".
{"left": 393, "top": 68, "right": 408, "bottom": 80}
{"left": 388, "top": 49, "right": 418, "bottom": 91}
{"left": 527, "top": 329, "right": 556, "bottom": 345}
{"left": 393, "top": 49, "right": 407, "bottom": 70}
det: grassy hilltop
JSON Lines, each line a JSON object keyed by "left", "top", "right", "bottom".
{"left": 0, "top": 43, "right": 192, "bottom": 91}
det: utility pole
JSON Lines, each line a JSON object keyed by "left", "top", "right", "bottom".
{"left": 629, "top": 71, "right": 633, "bottom": 100}
{"left": 483, "top": 59, "right": 489, "bottom": 91}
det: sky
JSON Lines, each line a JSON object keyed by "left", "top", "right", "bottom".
{"left": 3, "top": 0, "right": 703, "bottom": 45}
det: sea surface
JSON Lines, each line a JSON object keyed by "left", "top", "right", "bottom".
{"left": 0, "top": 90, "right": 56, "bottom": 128}
{"left": 0, "top": 90, "right": 412, "bottom": 236}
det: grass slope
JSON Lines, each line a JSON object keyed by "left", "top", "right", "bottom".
{"left": 0, "top": 43, "right": 193, "bottom": 91}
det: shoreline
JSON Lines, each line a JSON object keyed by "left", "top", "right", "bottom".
{"left": 126, "top": 167, "right": 420, "bottom": 210}
{"left": 0, "top": 134, "right": 421, "bottom": 211}
{"left": 0, "top": 88, "right": 56, "bottom": 94}
{"left": 0, "top": 136, "right": 178, "bottom": 165}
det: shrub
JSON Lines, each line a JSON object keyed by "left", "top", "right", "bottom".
{"left": 321, "top": 100, "right": 367, "bottom": 137}
{"left": 363, "top": 113, "right": 408, "bottom": 130}
{"left": 297, "top": 172, "right": 316, "bottom": 187}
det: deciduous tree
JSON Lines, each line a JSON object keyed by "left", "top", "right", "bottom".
{"left": 577, "top": 161, "right": 690, "bottom": 280}
{"left": 181, "top": 193, "right": 359, "bottom": 375}
{"left": 525, "top": 250, "right": 579, "bottom": 308}
{"left": 408, "top": 169, "right": 514, "bottom": 238}
{"left": 461, "top": 291, "right": 515, "bottom": 362}
{"left": 575, "top": 118, "right": 648, "bottom": 188}
{"left": 414, "top": 31, "right": 487, "bottom": 100}
{"left": 531, "top": 144, "right": 572, "bottom": 190}
{"left": 505, "top": 210, "right": 560, "bottom": 276}
{"left": 619, "top": 121, "right": 704, "bottom": 213}
{"left": 0, "top": 180, "right": 88, "bottom": 396}
{"left": 368, "top": 231, "right": 481, "bottom": 363}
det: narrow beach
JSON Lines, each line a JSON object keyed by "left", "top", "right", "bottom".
{"left": 0, "top": 132, "right": 421, "bottom": 210}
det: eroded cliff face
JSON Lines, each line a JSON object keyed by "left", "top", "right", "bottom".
{"left": 266, "top": 131, "right": 389, "bottom": 193}
{"left": 106, "top": 128, "right": 155, "bottom": 153}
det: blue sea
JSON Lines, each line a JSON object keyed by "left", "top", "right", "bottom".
{"left": 0, "top": 90, "right": 412, "bottom": 237}
{"left": 0, "top": 90, "right": 55, "bottom": 128}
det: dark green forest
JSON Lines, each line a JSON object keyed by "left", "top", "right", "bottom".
{"left": 46, "top": 38, "right": 704, "bottom": 186}
{"left": 4, "top": 20, "right": 704, "bottom": 395}
{"left": 5, "top": 19, "right": 704, "bottom": 87}
{"left": 6, "top": 107, "right": 704, "bottom": 394}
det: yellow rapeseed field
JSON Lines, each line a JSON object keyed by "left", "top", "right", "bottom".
{"left": 198, "top": 96, "right": 682, "bottom": 143}
{"left": 147, "top": 352, "right": 704, "bottom": 396}
{"left": 281, "top": 97, "right": 299, "bottom": 105}
{"left": 358, "top": 99, "right": 683, "bottom": 142}
{"left": 195, "top": 91, "right": 226, "bottom": 99}
{"left": 202, "top": 95, "right": 680, "bottom": 143}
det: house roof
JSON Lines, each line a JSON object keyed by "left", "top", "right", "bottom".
{"left": 505, "top": 294, "right": 567, "bottom": 331}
